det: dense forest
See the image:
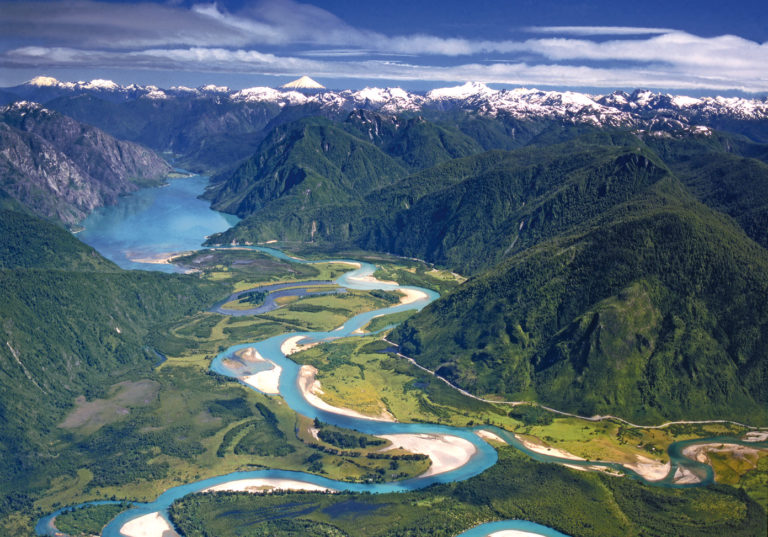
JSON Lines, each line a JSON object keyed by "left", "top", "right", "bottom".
{"left": 169, "top": 447, "right": 766, "bottom": 537}
{"left": 0, "top": 208, "right": 226, "bottom": 517}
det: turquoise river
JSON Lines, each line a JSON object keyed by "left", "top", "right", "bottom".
{"left": 38, "top": 176, "right": 767, "bottom": 537}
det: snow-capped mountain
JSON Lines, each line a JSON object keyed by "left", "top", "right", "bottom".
{"left": 281, "top": 75, "right": 325, "bottom": 89}
{"left": 4, "top": 77, "right": 767, "bottom": 133}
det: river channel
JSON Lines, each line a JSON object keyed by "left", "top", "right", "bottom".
{"left": 37, "top": 176, "right": 766, "bottom": 537}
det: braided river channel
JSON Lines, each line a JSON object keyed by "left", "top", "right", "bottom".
{"left": 38, "top": 176, "right": 767, "bottom": 537}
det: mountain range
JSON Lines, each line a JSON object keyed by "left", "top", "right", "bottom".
{"left": 5, "top": 77, "right": 766, "bottom": 129}
{"left": 1, "top": 76, "right": 766, "bottom": 426}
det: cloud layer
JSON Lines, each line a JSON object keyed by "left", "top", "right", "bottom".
{"left": 1, "top": 0, "right": 766, "bottom": 91}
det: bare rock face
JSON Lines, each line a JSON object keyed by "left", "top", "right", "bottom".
{"left": 0, "top": 102, "right": 171, "bottom": 224}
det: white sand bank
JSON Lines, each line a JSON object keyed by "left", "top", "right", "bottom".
{"left": 517, "top": 436, "right": 585, "bottom": 461}
{"left": 128, "top": 252, "right": 183, "bottom": 265}
{"left": 297, "top": 365, "right": 394, "bottom": 422}
{"left": 683, "top": 442, "right": 763, "bottom": 464}
{"left": 347, "top": 273, "right": 398, "bottom": 286}
{"left": 489, "top": 531, "right": 550, "bottom": 537}
{"left": 743, "top": 431, "right": 768, "bottom": 442}
{"left": 203, "top": 478, "right": 332, "bottom": 493}
{"left": 488, "top": 531, "right": 549, "bottom": 537}
{"left": 281, "top": 335, "right": 318, "bottom": 356}
{"left": 236, "top": 347, "right": 267, "bottom": 362}
{"left": 624, "top": 455, "right": 671, "bottom": 481}
{"left": 241, "top": 364, "right": 282, "bottom": 395}
{"left": 378, "top": 433, "right": 477, "bottom": 477}
{"left": 398, "top": 288, "right": 429, "bottom": 305}
{"left": 120, "top": 512, "right": 178, "bottom": 537}
{"left": 476, "top": 430, "right": 507, "bottom": 444}
{"left": 673, "top": 466, "right": 703, "bottom": 484}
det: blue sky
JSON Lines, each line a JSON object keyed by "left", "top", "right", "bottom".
{"left": 1, "top": 0, "right": 766, "bottom": 93}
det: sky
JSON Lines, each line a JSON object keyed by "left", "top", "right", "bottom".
{"left": 0, "top": 0, "right": 767, "bottom": 94}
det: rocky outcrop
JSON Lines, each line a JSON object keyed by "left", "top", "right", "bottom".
{"left": 0, "top": 102, "right": 171, "bottom": 224}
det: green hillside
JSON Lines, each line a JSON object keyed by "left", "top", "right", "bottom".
{"left": 204, "top": 117, "right": 407, "bottom": 218}
{"left": 0, "top": 208, "right": 226, "bottom": 509}
{"left": 392, "top": 180, "right": 768, "bottom": 424}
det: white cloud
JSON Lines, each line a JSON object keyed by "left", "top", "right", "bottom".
{"left": 1, "top": 1, "right": 765, "bottom": 91}
{"left": 5, "top": 45, "right": 767, "bottom": 92}
{"left": 527, "top": 26, "right": 674, "bottom": 36}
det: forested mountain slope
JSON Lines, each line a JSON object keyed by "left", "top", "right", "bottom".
{"left": 391, "top": 179, "right": 768, "bottom": 424}
{"left": 0, "top": 208, "right": 225, "bottom": 507}
{"left": 203, "top": 117, "right": 407, "bottom": 218}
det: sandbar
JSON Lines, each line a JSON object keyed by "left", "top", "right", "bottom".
{"left": 487, "top": 530, "right": 542, "bottom": 537}
{"left": 624, "top": 455, "right": 671, "bottom": 481}
{"left": 241, "top": 364, "right": 282, "bottom": 395}
{"left": 346, "top": 273, "right": 398, "bottom": 286}
{"left": 673, "top": 466, "right": 702, "bottom": 484}
{"left": 476, "top": 429, "right": 507, "bottom": 444}
{"left": 127, "top": 252, "right": 179, "bottom": 265}
{"left": 683, "top": 442, "right": 763, "bottom": 464}
{"left": 119, "top": 512, "right": 179, "bottom": 537}
{"left": 203, "top": 478, "right": 332, "bottom": 493}
{"left": 743, "top": 431, "right": 768, "bottom": 442}
{"left": 297, "top": 365, "right": 395, "bottom": 421}
{"left": 236, "top": 347, "right": 267, "bottom": 362}
{"left": 488, "top": 531, "right": 549, "bottom": 537}
{"left": 398, "top": 288, "right": 429, "bottom": 305}
{"left": 378, "top": 433, "right": 477, "bottom": 477}
{"left": 516, "top": 436, "right": 585, "bottom": 461}
{"left": 281, "top": 335, "right": 318, "bottom": 356}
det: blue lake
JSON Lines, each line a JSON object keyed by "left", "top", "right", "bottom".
{"left": 77, "top": 175, "right": 240, "bottom": 272}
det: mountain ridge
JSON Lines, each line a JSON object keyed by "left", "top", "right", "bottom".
{"left": 0, "top": 101, "right": 171, "bottom": 224}
{"left": 4, "top": 77, "right": 767, "bottom": 137}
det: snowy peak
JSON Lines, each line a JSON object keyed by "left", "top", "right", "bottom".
{"left": 81, "top": 79, "right": 119, "bottom": 90}
{"left": 427, "top": 82, "right": 496, "bottom": 100}
{"left": 281, "top": 76, "right": 325, "bottom": 89}
{"left": 6, "top": 76, "right": 767, "bottom": 130}
{"left": 27, "top": 76, "right": 67, "bottom": 87}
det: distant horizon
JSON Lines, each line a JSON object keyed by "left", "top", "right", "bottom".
{"left": 3, "top": 73, "right": 767, "bottom": 99}
{"left": 1, "top": 1, "right": 766, "bottom": 95}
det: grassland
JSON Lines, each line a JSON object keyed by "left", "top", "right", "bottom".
{"left": 174, "top": 248, "right": 352, "bottom": 286}
{"left": 289, "top": 335, "right": 764, "bottom": 491}
{"left": 262, "top": 291, "right": 398, "bottom": 332}
{"left": 19, "top": 244, "right": 766, "bottom": 536}
{"left": 24, "top": 253, "right": 446, "bottom": 535}
{"left": 361, "top": 311, "right": 416, "bottom": 333}
{"left": 39, "top": 360, "right": 433, "bottom": 518}
{"left": 53, "top": 503, "right": 131, "bottom": 536}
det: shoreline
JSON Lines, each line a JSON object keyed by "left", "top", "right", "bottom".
{"left": 297, "top": 364, "right": 395, "bottom": 422}
{"left": 398, "top": 288, "right": 429, "bottom": 305}
{"left": 128, "top": 252, "right": 183, "bottom": 265}
{"left": 623, "top": 455, "right": 671, "bottom": 482}
{"left": 281, "top": 335, "right": 319, "bottom": 356}
{"left": 377, "top": 433, "right": 477, "bottom": 477}
{"left": 516, "top": 436, "right": 586, "bottom": 461}
{"left": 119, "top": 512, "right": 179, "bottom": 537}
{"left": 241, "top": 364, "right": 282, "bottom": 395}
{"left": 203, "top": 478, "right": 333, "bottom": 493}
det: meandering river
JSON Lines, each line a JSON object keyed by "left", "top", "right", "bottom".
{"left": 37, "top": 177, "right": 766, "bottom": 537}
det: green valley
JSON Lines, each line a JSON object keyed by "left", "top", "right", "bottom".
{"left": 1, "top": 75, "right": 767, "bottom": 537}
